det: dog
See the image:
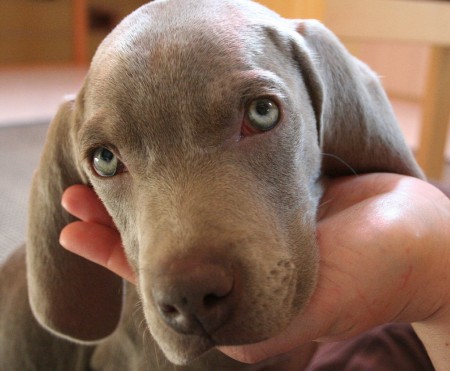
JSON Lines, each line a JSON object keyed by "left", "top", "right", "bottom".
{"left": 0, "top": 0, "right": 424, "bottom": 369}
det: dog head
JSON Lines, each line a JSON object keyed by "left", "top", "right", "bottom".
{"left": 26, "top": 0, "right": 422, "bottom": 365}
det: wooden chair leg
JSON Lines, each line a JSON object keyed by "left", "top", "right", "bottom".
{"left": 417, "top": 46, "right": 450, "bottom": 180}
{"left": 73, "top": 0, "right": 88, "bottom": 66}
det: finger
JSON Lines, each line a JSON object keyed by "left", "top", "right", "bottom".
{"left": 220, "top": 175, "right": 413, "bottom": 363}
{"left": 221, "top": 175, "right": 449, "bottom": 364}
{"left": 61, "top": 184, "right": 114, "bottom": 227}
{"left": 218, "top": 337, "right": 299, "bottom": 364}
{"left": 60, "top": 221, "right": 136, "bottom": 284}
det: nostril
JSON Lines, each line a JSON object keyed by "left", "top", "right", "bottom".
{"left": 156, "top": 302, "right": 198, "bottom": 335}
{"left": 203, "top": 293, "right": 226, "bottom": 308}
{"left": 160, "top": 303, "right": 179, "bottom": 315}
{"left": 152, "top": 257, "right": 236, "bottom": 335}
{"left": 160, "top": 292, "right": 225, "bottom": 316}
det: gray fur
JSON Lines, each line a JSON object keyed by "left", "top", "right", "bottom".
{"left": 0, "top": 0, "right": 423, "bottom": 370}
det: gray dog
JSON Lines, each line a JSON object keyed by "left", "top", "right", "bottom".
{"left": 0, "top": 0, "right": 423, "bottom": 370}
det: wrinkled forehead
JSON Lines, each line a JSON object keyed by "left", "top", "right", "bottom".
{"left": 79, "top": 0, "right": 301, "bottom": 153}
{"left": 85, "top": 0, "right": 286, "bottom": 103}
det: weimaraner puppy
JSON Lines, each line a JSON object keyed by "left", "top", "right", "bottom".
{"left": 0, "top": 0, "right": 424, "bottom": 370}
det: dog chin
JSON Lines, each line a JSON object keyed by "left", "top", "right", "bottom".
{"left": 150, "top": 319, "right": 285, "bottom": 366}
{"left": 153, "top": 331, "right": 215, "bottom": 365}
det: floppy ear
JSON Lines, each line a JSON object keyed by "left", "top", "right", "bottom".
{"left": 292, "top": 20, "right": 424, "bottom": 178}
{"left": 26, "top": 97, "right": 123, "bottom": 343}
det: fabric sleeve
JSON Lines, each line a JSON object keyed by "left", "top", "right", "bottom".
{"left": 306, "top": 323, "right": 435, "bottom": 371}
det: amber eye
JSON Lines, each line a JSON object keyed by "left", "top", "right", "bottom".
{"left": 246, "top": 98, "right": 280, "bottom": 131}
{"left": 92, "top": 147, "right": 120, "bottom": 177}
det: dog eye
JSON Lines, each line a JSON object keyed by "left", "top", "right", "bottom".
{"left": 245, "top": 98, "right": 280, "bottom": 132}
{"left": 92, "top": 147, "right": 124, "bottom": 177}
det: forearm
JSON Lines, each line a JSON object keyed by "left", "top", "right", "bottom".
{"left": 413, "top": 311, "right": 450, "bottom": 371}
{"left": 412, "top": 199, "right": 450, "bottom": 371}
{"left": 412, "top": 238, "right": 450, "bottom": 371}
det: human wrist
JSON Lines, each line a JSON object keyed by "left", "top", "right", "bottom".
{"left": 413, "top": 306, "right": 450, "bottom": 371}
{"left": 410, "top": 188, "right": 450, "bottom": 371}
{"left": 412, "top": 231, "right": 450, "bottom": 371}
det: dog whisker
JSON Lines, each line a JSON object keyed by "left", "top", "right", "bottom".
{"left": 321, "top": 152, "right": 358, "bottom": 176}
{"left": 133, "top": 300, "right": 160, "bottom": 371}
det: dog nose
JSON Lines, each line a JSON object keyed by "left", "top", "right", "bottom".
{"left": 152, "top": 258, "right": 235, "bottom": 336}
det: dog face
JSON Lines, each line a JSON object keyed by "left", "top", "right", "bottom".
{"left": 26, "top": 0, "right": 422, "bottom": 366}
{"left": 80, "top": 1, "right": 321, "bottom": 362}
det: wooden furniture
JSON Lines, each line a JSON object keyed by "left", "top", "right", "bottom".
{"left": 0, "top": 0, "right": 73, "bottom": 64}
{"left": 73, "top": 0, "right": 88, "bottom": 66}
{"left": 323, "top": 0, "right": 450, "bottom": 180}
{"left": 255, "top": 0, "right": 324, "bottom": 19}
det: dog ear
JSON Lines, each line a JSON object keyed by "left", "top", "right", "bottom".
{"left": 291, "top": 20, "right": 424, "bottom": 178}
{"left": 26, "top": 97, "right": 123, "bottom": 343}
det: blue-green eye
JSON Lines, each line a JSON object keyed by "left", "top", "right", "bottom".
{"left": 247, "top": 98, "right": 280, "bottom": 131}
{"left": 92, "top": 147, "right": 120, "bottom": 177}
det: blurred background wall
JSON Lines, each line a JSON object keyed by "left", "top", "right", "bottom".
{"left": 0, "top": 0, "right": 148, "bottom": 65}
{"left": 0, "top": 0, "right": 431, "bottom": 101}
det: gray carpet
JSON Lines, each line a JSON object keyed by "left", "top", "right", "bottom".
{"left": 0, "top": 122, "right": 49, "bottom": 263}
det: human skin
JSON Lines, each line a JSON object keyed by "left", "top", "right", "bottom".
{"left": 60, "top": 174, "right": 450, "bottom": 370}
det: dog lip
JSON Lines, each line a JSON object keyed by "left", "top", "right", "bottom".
{"left": 158, "top": 322, "right": 268, "bottom": 362}
{"left": 195, "top": 321, "right": 273, "bottom": 348}
{"left": 161, "top": 332, "right": 216, "bottom": 365}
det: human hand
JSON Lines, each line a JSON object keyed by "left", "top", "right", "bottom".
{"left": 219, "top": 174, "right": 450, "bottom": 370}
{"left": 60, "top": 185, "right": 136, "bottom": 284}
{"left": 60, "top": 174, "right": 450, "bottom": 369}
